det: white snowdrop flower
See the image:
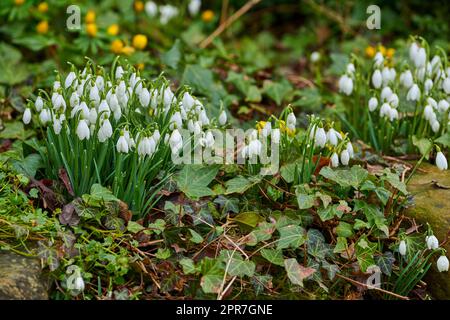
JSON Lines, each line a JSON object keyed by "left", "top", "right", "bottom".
{"left": 327, "top": 128, "right": 341, "bottom": 146}
{"left": 98, "top": 119, "right": 113, "bottom": 142}
{"left": 170, "top": 112, "right": 183, "bottom": 130}
{"left": 310, "top": 51, "right": 320, "bottom": 63}
{"left": 145, "top": 1, "right": 158, "bottom": 17}
{"left": 338, "top": 75, "right": 353, "bottom": 96}
{"left": 88, "top": 108, "right": 98, "bottom": 125}
{"left": 315, "top": 127, "right": 327, "bottom": 148}
{"left": 346, "top": 143, "right": 354, "bottom": 158}
{"left": 389, "top": 68, "right": 396, "bottom": 82}
{"left": 248, "top": 139, "right": 262, "bottom": 158}
{"left": 139, "top": 88, "right": 150, "bottom": 107}
{"left": 372, "top": 69, "right": 382, "bottom": 88}
{"left": 65, "top": 71, "right": 76, "bottom": 89}
{"left": 409, "top": 42, "right": 419, "bottom": 61}
{"left": 95, "top": 76, "right": 104, "bottom": 92}
{"left": 424, "top": 105, "right": 434, "bottom": 120}
{"left": 89, "top": 85, "right": 100, "bottom": 106}
{"left": 170, "top": 129, "right": 183, "bottom": 154}
{"left": 199, "top": 110, "right": 210, "bottom": 126}
{"left": 39, "top": 109, "right": 51, "bottom": 125}
{"left": 187, "top": 119, "right": 195, "bottom": 133}
{"left": 123, "top": 130, "right": 135, "bottom": 150}
{"left": 193, "top": 121, "right": 202, "bottom": 135}
{"left": 98, "top": 100, "right": 110, "bottom": 119}
{"left": 438, "top": 99, "right": 449, "bottom": 113}
{"left": 431, "top": 55, "right": 441, "bottom": 69}
{"left": 330, "top": 152, "right": 339, "bottom": 167}
{"left": 76, "top": 80, "right": 85, "bottom": 96}
{"left": 437, "top": 256, "right": 449, "bottom": 272}
{"left": 368, "top": 97, "right": 378, "bottom": 112}
{"left": 381, "top": 67, "right": 392, "bottom": 86}
{"left": 374, "top": 52, "right": 384, "bottom": 68}
{"left": 406, "top": 84, "right": 421, "bottom": 102}
{"left": 380, "top": 103, "right": 391, "bottom": 117}
{"left": 426, "top": 235, "right": 439, "bottom": 250}
{"left": 400, "top": 70, "right": 413, "bottom": 88}
{"left": 261, "top": 122, "right": 272, "bottom": 138}
{"left": 23, "top": 108, "right": 31, "bottom": 124}
{"left": 182, "top": 92, "right": 195, "bottom": 110}
{"left": 188, "top": 0, "right": 201, "bottom": 16}
{"left": 53, "top": 81, "right": 61, "bottom": 91}
{"left": 180, "top": 106, "right": 187, "bottom": 120}
{"left": 53, "top": 94, "right": 66, "bottom": 112}
{"left": 272, "top": 129, "right": 280, "bottom": 144}
{"left": 399, "top": 240, "right": 407, "bottom": 256}
{"left": 388, "top": 108, "right": 399, "bottom": 122}
{"left": 163, "top": 87, "right": 175, "bottom": 108}
{"left": 159, "top": 5, "right": 179, "bottom": 24}
{"left": 70, "top": 92, "right": 80, "bottom": 108}
{"left": 287, "top": 112, "right": 296, "bottom": 130}
{"left": 241, "top": 145, "right": 248, "bottom": 158}
{"left": 35, "top": 96, "right": 44, "bottom": 112}
{"left": 152, "top": 129, "right": 160, "bottom": 143}
{"left": 109, "top": 93, "right": 120, "bottom": 112}
{"left": 340, "top": 149, "right": 350, "bottom": 166}
{"left": 118, "top": 92, "right": 129, "bottom": 108}
{"left": 436, "top": 151, "right": 448, "bottom": 170}
{"left": 117, "top": 81, "right": 126, "bottom": 98}
{"left": 76, "top": 120, "right": 90, "bottom": 140}
{"left": 219, "top": 110, "right": 227, "bottom": 126}
{"left": 431, "top": 119, "right": 440, "bottom": 133}
{"left": 388, "top": 93, "right": 399, "bottom": 108}
{"left": 424, "top": 79, "right": 433, "bottom": 94}
{"left": 416, "top": 67, "right": 426, "bottom": 82}
{"left": 116, "top": 135, "right": 129, "bottom": 153}
{"left": 113, "top": 108, "right": 122, "bottom": 121}
{"left": 381, "top": 86, "right": 393, "bottom": 102}
{"left": 53, "top": 117, "right": 62, "bottom": 135}
{"left": 138, "top": 137, "right": 151, "bottom": 157}
{"left": 414, "top": 47, "right": 426, "bottom": 68}
{"left": 74, "top": 276, "right": 85, "bottom": 291}
{"left": 427, "top": 97, "right": 437, "bottom": 109}
{"left": 79, "top": 101, "right": 90, "bottom": 119}
{"left": 442, "top": 77, "right": 450, "bottom": 94}
{"left": 115, "top": 66, "right": 124, "bottom": 79}
{"left": 346, "top": 63, "right": 355, "bottom": 75}
{"left": 204, "top": 131, "right": 215, "bottom": 148}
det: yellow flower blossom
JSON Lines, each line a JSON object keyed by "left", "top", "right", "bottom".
{"left": 201, "top": 10, "right": 215, "bottom": 22}
{"left": 111, "top": 39, "right": 124, "bottom": 54}
{"left": 365, "top": 46, "right": 376, "bottom": 58}
{"left": 85, "top": 10, "right": 96, "bottom": 24}
{"left": 378, "top": 44, "right": 386, "bottom": 56}
{"left": 386, "top": 48, "right": 395, "bottom": 59}
{"left": 134, "top": 1, "right": 144, "bottom": 12}
{"left": 86, "top": 23, "right": 97, "bottom": 37}
{"left": 256, "top": 121, "right": 267, "bottom": 134}
{"left": 107, "top": 24, "right": 119, "bottom": 36}
{"left": 121, "top": 46, "right": 135, "bottom": 56}
{"left": 15, "top": 0, "right": 25, "bottom": 6}
{"left": 37, "top": 2, "right": 48, "bottom": 13}
{"left": 132, "top": 34, "right": 148, "bottom": 50}
{"left": 278, "top": 120, "right": 295, "bottom": 137}
{"left": 136, "top": 63, "right": 145, "bottom": 71}
{"left": 36, "top": 20, "right": 49, "bottom": 34}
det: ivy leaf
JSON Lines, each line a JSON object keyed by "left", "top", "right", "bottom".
{"left": 180, "top": 258, "right": 199, "bottom": 274}
{"left": 321, "top": 261, "right": 340, "bottom": 280}
{"left": 333, "top": 236, "right": 348, "bottom": 253}
{"left": 230, "top": 211, "right": 262, "bottom": 228}
{"left": 225, "top": 175, "right": 261, "bottom": 194}
{"left": 412, "top": 135, "right": 432, "bottom": 159}
{"left": 127, "top": 221, "right": 144, "bottom": 234}
{"left": 296, "top": 192, "right": 315, "bottom": 210}
{"left": 263, "top": 80, "right": 293, "bottom": 105}
{"left": 336, "top": 221, "right": 354, "bottom": 238}
{"left": 277, "top": 225, "right": 306, "bottom": 249}
{"left": 319, "top": 165, "right": 368, "bottom": 189}
{"left": 174, "top": 165, "right": 219, "bottom": 199}
{"left": 375, "top": 252, "right": 395, "bottom": 276}
{"left": 200, "top": 274, "right": 223, "bottom": 294}
{"left": 355, "top": 237, "right": 377, "bottom": 272}
{"left": 189, "top": 229, "right": 204, "bottom": 244}
{"left": 162, "top": 39, "right": 182, "bottom": 69}
{"left": 284, "top": 258, "right": 315, "bottom": 287}
{"left": 247, "top": 221, "right": 276, "bottom": 245}
{"left": 435, "top": 132, "right": 450, "bottom": 148}
{"left": 261, "top": 249, "right": 284, "bottom": 266}
{"left": 381, "top": 169, "right": 408, "bottom": 195}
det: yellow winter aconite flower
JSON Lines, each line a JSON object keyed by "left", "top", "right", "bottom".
{"left": 201, "top": 10, "right": 215, "bottom": 22}
{"left": 378, "top": 44, "right": 386, "bottom": 56}
{"left": 278, "top": 120, "right": 295, "bottom": 137}
{"left": 37, "top": 2, "right": 48, "bottom": 13}
{"left": 86, "top": 23, "right": 97, "bottom": 37}
{"left": 136, "top": 63, "right": 145, "bottom": 71}
{"left": 386, "top": 48, "right": 395, "bottom": 59}
{"left": 365, "top": 46, "right": 376, "bottom": 58}
{"left": 15, "top": 0, "right": 25, "bottom": 6}
{"left": 121, "top": 46, "right": 135, "bottom": 56}
{"left": 132, "top": 34, "right": 148, "bottom": 50}
{"left": 256, "top": 121, "right": 266, "bottom": 134}
{"left": 85, "top": 10, "right": 96, "bottom": 23}
{"left": 36, "top": 20, "right": 49, "bottom": 34}
{"left": 111, "top": 39, "right": 124, "bottom": 54}
{"left": 107, "top": 24, "right": 119, "bottom": 36}
{"left": 134, "top": 1, "right": 144, "bottom": 12}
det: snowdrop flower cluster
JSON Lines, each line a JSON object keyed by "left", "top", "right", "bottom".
{"left": 144, "top": 0, "right": 201, "bottom": 24}
{"left": 338, "top": 63, "right": 355, "bottom": 96}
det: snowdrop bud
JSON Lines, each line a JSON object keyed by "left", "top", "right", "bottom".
{"left": 346, "top": 63, "right": 355, "bottom": 75}
{"left": 438, "top": 100, "right": 449, "bottom": 113}
{"left": 400, "top": 70, "right": 413, "bottom": 88}
{"left": 437, "top": 256, "right": 449, "bottom": 272}
{"left": 65, "top": 71, "right": 76, "bottom": 89}
{"left": 409, "top": 42, "right": 419, "bottom": 61}
{"left": 116, "top": 135, "right": 129, "bottom": 153}
{"left": 53, "top": 81, "right": 60, "bottom": 91}
{"left": 39, "top": 109, "right": 51, "bottom": 125}
{"left": 76, "top": 120, "right": 90, "bottom": 140}
{"left": 368, "top": 97, "right": 378, "bottom": 112}
{"left": 287, "top": 112, "right": 296, "bottom": 130}
{"left": 380, "top": 103, "right": 391, "bottom": 117}
{"left": 74, "top": 276, "right": 85, "bottom": 291}
{"left": 145, "top": 1, "right": 158, "bottom": 17}
{"left": 431, "top": 55, "right": 441, "bottom": 69}
{"left": 98, "top": 119, "right": 112, "bottom": 142}
{"left": 431, "top": 119, "right": 440, "bottom": 133}
{"left": 346, "top": 143, "right": 354, "bottom": 158}
{"left": 35, "top": 96, "right": 44, "bottom": 112}
{"left": 406, "top": 84, "right": 421, "bottom": 102}
{"left": 330, "top": 152, "right": 339, "bottom": 167}
{"left": 381, "top": 86, "right": 393, "bottom": 102}
{"left": 23, "top": 108, "right": 31, "bottom": 124}
{"left": 315, "top": 127, "right": 327, "bottom": 148}
{"left": 338, "top": 75, "right": 353, "bottom": 96}
{"left": 115, "top": 66, "right": 124, "bottom": 79}
{"left": 424, "top": 79, "right": 433, "bottom": 94}
{"left": 443, "top": 77, "right": 450, "bottom": 94}
{"left": 327, "top": 129, "right": 341, "bottom": 146}
{"left": 388, "top": 93, "right": 399, "bottom": 108}
{"left": 340, "top": 149, "right": 350, "bottom": 166}
{"left": 399, "top": 240, "right": 407, "bottom": 256}
{"left": 139, "top": 88, "right": 150, "bottom": 107}
{"left": 272, "top": 129, "right": 280, "bottom": 144}
{"left": 436, "top": 151, "right": 448, "bottom": 170}
{"left": 95, "top": 76, "right": 104, "bottom": 92}
{"left": 310, "top": 51, "right": 320, "bottom": 63}
{"left": 426, "top": 235, "right": 439, "bottom": 250}
{"left": 388, "top": 108, "right": 399, "bottom": 122}
{"left": 219, "top": 110, "right": 227, "bottom": 126}
{"left": 372, "top": 69, "right": 382, "bottom": 88}
{"left": 374, "top": 52, "right": 384, "bottom": 68}
{"left": 188, "top": 0, "right": 201, "bottom": 16}
{"left": 414, "top": 47, "right": 426, "bottom": 68}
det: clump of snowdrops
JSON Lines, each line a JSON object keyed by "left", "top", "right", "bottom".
{"left": 337, "top": 37, "right": 449, "bottom": 171}
{"left": 23, "top": 59, "right": 224, "bottom": 216}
